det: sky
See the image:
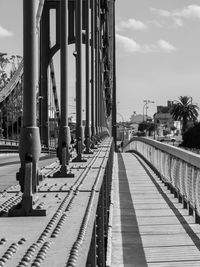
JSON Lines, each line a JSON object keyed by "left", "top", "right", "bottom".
{"left": 115, "top": 0, "right": 200, "bottom": 120}
{"left": 1, "top": 0, "right": 200, "bottom": 121}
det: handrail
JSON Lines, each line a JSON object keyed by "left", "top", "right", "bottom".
{"left": 124, "top": 137, "right": 200, "bottom": 218}
{"left": 125, "top": 137, "right": 200, "bottom": 168}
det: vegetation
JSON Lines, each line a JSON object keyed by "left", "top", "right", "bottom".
{"left": 170, "top": 96, "right": 199, "bottom": 135}
{"left": 0, "top": 53, "right": 22, "bottom": 90}
{"left": 181, "top": 122, "right": 200, "bottom": 148}
{"left": 138, "top": 121, "right": 156, "bottom": 136}
{"left": 0, "top": 53, "right": 9, "bottom": 89}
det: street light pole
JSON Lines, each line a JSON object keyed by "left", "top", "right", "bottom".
{"left": 143, "top": 100, "right": 154, "bottom": 122}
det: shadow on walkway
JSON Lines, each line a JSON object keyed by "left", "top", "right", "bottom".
{"left": 118, "top": 153, "right": 148, "bottom": 266}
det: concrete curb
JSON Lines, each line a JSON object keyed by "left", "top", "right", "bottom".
{"left": 106, "top": 153, "right": 118, "bottom": 267}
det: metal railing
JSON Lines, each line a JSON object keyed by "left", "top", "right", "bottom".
{"left": 124, "top": 137, "right": 200, "bottom": 221}
{"left": 0, "top": 139, "right": 56, "bottom": 154}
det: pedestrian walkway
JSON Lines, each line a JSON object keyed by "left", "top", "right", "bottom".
{"left": 109, "top": 152, "right": 200, "bottom": 267}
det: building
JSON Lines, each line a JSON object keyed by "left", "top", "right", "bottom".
{"left": 154, "top": 101, "right": 181, "bottom": 135}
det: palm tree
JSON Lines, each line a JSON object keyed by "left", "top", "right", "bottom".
{"left": 170, "top": 96, "right": 199, "bottom": 135}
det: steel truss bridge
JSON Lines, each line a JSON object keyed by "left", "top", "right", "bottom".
{"left": 1, "top": 1, "right": 200, "bottom": 267}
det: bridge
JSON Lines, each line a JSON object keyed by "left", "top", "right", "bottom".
{"left": 0, "top": 1, "right": 200, "bottom": 267}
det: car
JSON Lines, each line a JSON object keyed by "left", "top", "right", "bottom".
{"left": 157, "top": 136, "right": 175, "bottom": 142}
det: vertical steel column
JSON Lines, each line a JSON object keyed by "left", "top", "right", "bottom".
{"left": 112, "top": 0, "right": 117, "bottom": 150}
{"left": 73, "top": 0, "right": 87, "bottom": 162}
{"left": 90, "top": 0, "right": 98, "bottom": 148}
{"left": 98, "top": 1, "right": 103, "bottom": 135}
{"left": 90, "top": 0, "right": 95, "bottom": 137}
{"left": 95, "top": 0, "right": 99, "bottom": 137}
{"left": 54, "top": 0, "right": 74, "bottom": 177}
{"left": 39, "top": 5, "right": 50, "bottom": 147}
{"left": 86, "top": 222, "right": 97, "bottom": 266}
{"left": 84, "top": 0, "right": 93, "bottom": 154}
{"left": 9, "top": 0, "right": 45, "bottom": 216}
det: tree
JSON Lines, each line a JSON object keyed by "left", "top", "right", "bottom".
{"left": 138, "top": 122, "right": 148, "bottom": 132}
{"left": 138, "top": 121, "right": 156, "bottom": 136}
{"left": 170, "top": 96, "right": 199, "bottom": 135}
{"left": 181, "top": 122, "right": 200, "bottom": 148}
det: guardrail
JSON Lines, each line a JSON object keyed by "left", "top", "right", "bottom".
{"left": 124, "top": 137, "right": 200, "bottom": 223}
{"left": 0, "top": 139, "right": 56, "bottom": 154}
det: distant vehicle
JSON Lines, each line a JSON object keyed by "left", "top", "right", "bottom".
{"left": 157, "top": 136, "right": 175, "bottom": 142}
{"left": 137, "top": 131, "right": 145, "bottom": 137}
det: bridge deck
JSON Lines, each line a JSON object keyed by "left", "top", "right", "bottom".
{"left": 0, "top": 138, "right": 112, "bottom": 267}
{"left": 109, "top": 152, "right": 200, "bottom": 267}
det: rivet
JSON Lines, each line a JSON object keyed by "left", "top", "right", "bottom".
{"left": 8, "top": 247, "right": 16, "bottom": 253}
{"left": 34, "top": 258, "right": 42, "bottom": 264}
{"left": 27, "top": 248, "right": 35, "bottom": 254}
{"left": 39, "top": 248, "right": 47, "bottom": 253}
{"left": 0, "top": 260, "right": 5, "bottom": 267}
{"left": 18, "top": 238, "right": 26, "bottom": 245}
{"left": 0, "top": 258, "right": 6, "bottom": 263}
{"left": 18, "top": 263, "right": 28, "bottom": 267}
{"left": 23, "top": 255, "right": 32, "bottom": 262}
{"left": 5, "top": 251, "right": 12, "bottom": 257}
{"left": 51, "top": 233, "right": 57, "bottom": 238}
{"left": 67, "top": 260, "right": 76, "bottom": 267}
{"left": 36, "top": 255, "right": 45, "bottom": 260}
{"left": 2, "top": 254, "right": 10, "bottom": 260}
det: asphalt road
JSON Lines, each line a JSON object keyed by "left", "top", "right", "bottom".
{"left": 0, "top": 153, "right": 57, "bottom": 192}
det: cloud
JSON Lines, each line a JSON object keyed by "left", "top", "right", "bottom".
{"left": 151, "top": 5, "right": 200, "bottom": 27}
{"left": 0, "top": 26, "right": 13, "bottom": 38}
{"left": 116, "top": 34, "right": 176, "bottom": 54}
{"left": 117, "top": 18, "right": 147, "bottom": 31}
{"left": 173, "top": 18, "right": 183, "bottom": 27}
{"left": 150, "top": 8, "right": 171, "bottom": 17}
{"left": 116, "top": 34, "right": 141, "bottom": 52}
{"left": 173, "top": 5, "right": 200, "bottom": 19}
{"left": 147, "top": 20, "right": 163, "bottom": 28}
{"left": 157, "top": 40, "right": 176, "bottom": 53}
